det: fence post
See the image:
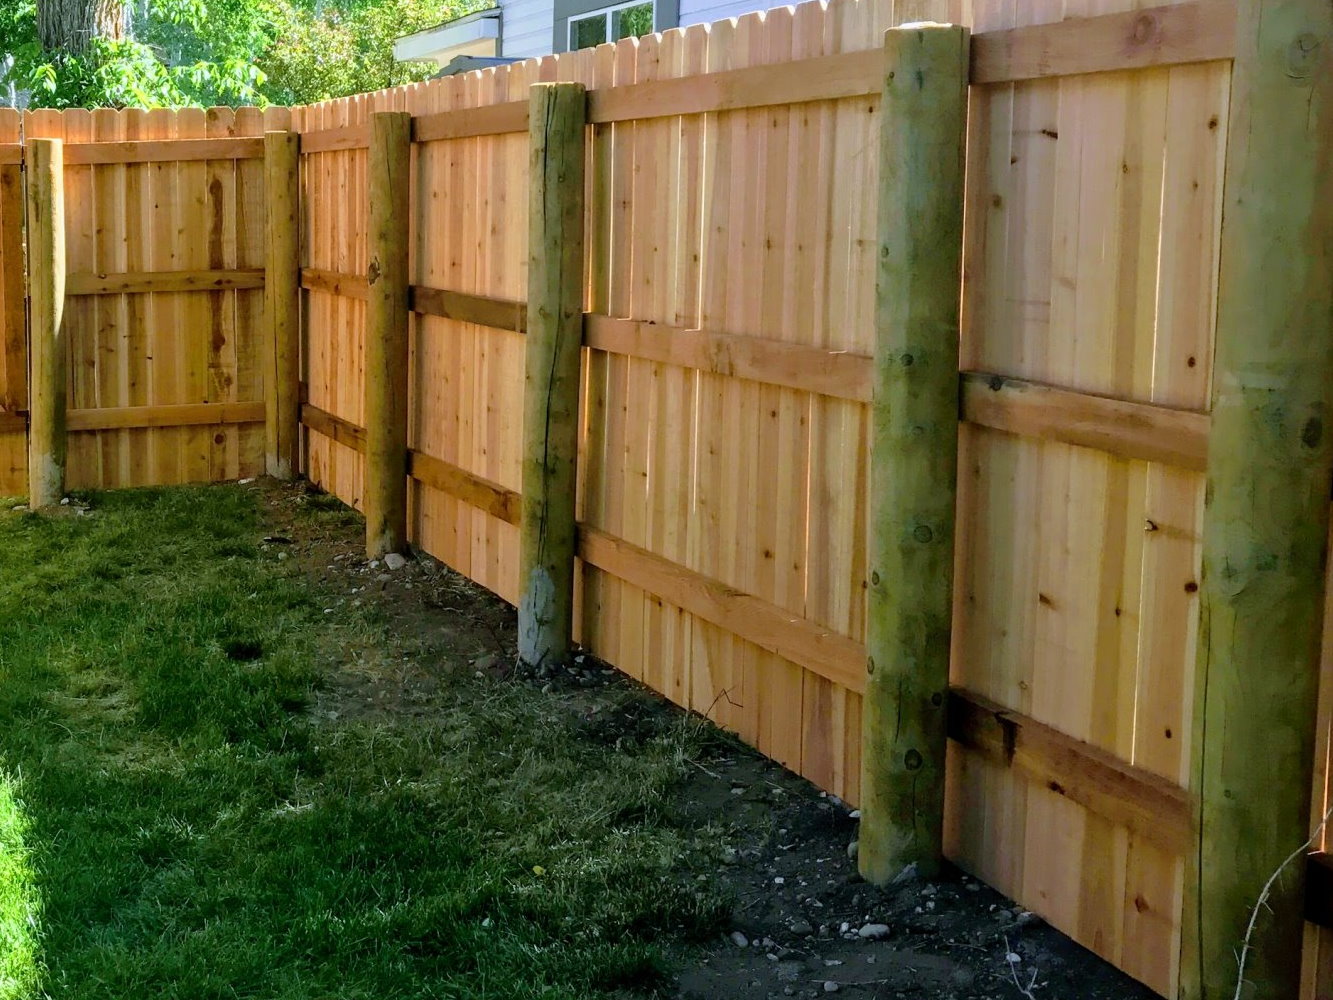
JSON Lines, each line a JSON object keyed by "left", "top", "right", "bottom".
{"left": 25, "top": 138, "right": 66, "bottom": 510}
{"left": 858, "top": 23, "right": 969, "bottom": 886}
{"left": 1182, "top": 0, "right": 1333, "bottom": 996}
{"left": 264, "top": 130, "right": 301, "bottom": 481}
{"left": 363, "top": 111, "right": 412, "bottom": 559}
{"left": 517, "top": 82, "right": 586, "bottom": 669}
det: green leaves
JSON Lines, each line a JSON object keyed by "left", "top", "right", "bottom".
{"left": 1, "top": 0, "right": 484, "bottom": 110}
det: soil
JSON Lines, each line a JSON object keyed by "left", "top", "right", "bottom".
{"left": 251, "top": 478, "right": 1158, "bottom": 1000}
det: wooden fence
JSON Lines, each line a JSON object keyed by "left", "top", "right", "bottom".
{"left": 0, "top": 0, "right": 1330, "bottom": 996}
{"left": 286, "top": 0, "right": 1333, "bottom": 996}
{"left": 0, "top": 105, "right": 291, "bottom": 496}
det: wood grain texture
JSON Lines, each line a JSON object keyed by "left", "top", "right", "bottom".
{"left": 62, "top": 136, "right": 263, "bottom": 164}
{"left": 860, "top": 21, "right": 969, "bottom": 885}
{"left": 66, "top": 269, "right": 265, "bottom": 294}
{"left": 363, "top": 112, "right": 413, "bottom": 558}
{"left": 578, "top": 525, "right": 866, "bottom": 693}
{"left": 68, "top": 402, "right": 264, "bottom": 431}
{"left": 961, "top": 372, "right": 1209, "bottom": 470}
{"left": 518, "top": 82, "right": 587, "bottom": 668}
{"left": 949, "top": 688, "right": 1192, "bottom": 855}
{"left": 25, "top": 138, "right": 67, "bottom": 508}
{"left": 971, "top": 1, "right": 1237, "bottom": 84}
{"left": 1183, "top": 0, "right": 1333, "bottom": 996}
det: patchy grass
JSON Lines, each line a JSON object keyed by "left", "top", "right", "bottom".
{"left": 0, "top": 486, "right": 727, "bottom": 999}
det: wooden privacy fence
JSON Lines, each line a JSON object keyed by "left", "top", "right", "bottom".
{"left": 288, "top": 0, "right": 1333, "bottom": 997}
{"left": 0, "top": 105, "right": 292, "bottom": 497}
{"left": 1, "top": 0, "right": 1332, "bottom": 997}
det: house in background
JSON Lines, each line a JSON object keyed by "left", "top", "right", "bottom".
{"left": 393, "top": 0, "right": 766, "bottom": 72}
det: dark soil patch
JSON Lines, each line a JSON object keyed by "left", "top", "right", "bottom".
{"left": 256, "top": 478, "right": 1158, "bottom": 1000}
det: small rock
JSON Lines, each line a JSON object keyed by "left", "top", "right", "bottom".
{"left": 384, "top": 552, "right": 408, "bottom": 571}
{"left": 773, "top": 877, "right": 785, "bottom": 885}
{"left": 721, "top": 848, "right": 739, "bottom": 865}
{"left": 1017, "top": 910, "right": 1044, "bottom": 928}
{"left": 472, "top": 653, "right": 500, "bottom": 672}
{"left": 59, "top": 497, "right": 70, "bottom": 506}
{"left": 730, "top": 931, "right": 749, "bottom": 949}
{"left": 965, "top": 882, "right": 982, "bottom": 892}
{"left": 789, "top": 919, "right": 813, "bottom": 936}
{"left": 891, "top": 862, "right": 920, "bottom": 887}
{"left": 848, "top": 809, "right": 861, "bottom": 819}
{"left": 839, "top": 922, "right": 850, "bottom": 934}
{"left": 845, "top": 840, "right": 859, "bottom": 861}
{"left": 857, "top": 923, "right": 890, "bottom": 940}
{"left": 369, "top": 560, "right": 381, "bottom": 570}
{"left": 823, "top": 982, "right": 840, "bottom": 994}
{"left": 238, "top": 477, "right": 255, "bottom": 485}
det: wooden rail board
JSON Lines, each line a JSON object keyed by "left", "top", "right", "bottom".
{"left": 411, "top": 285, "right": 526, "bottom": 332}
{"left": 67, "top": 269, "right": 265, "bottom": 295}
{"left": 301, "top": 402, "right": 521, "bottom": 525}
{"left": 66, "top": 401, "right": 264, "bottom": 431}
{"left": 408, "top": 450, "right": 521, "bottom": 526}
{"left": 302, "top": 402, "right": 366, "bottom": 453}
{"left": 576, "top": 524, "right": 867, "bottom": 694}
{"left": 61, "top": 137, "right": 263, "bottom": 164}
{"left": 961, "top": 371, "right": 1210, "bottom": 470}
{"left": 412, "top": 102, "right": 529, "bottom": 143}
{"left": 970, "top": 0, "right": 1236, "bottom": 84}
{"left": 299, "top": 124, "right": 371, "bottom": 154}
{"left": 948, "top": 687, "right": 1192, "bottom": 855}
{"left": 584, "top": 315, "right": 873, "bottom": 400}
{"left": 0, "top": 145, "right": 20, "bottom": 165}
{"left": 301, "top": 267, "right": 370, "bottom": 299}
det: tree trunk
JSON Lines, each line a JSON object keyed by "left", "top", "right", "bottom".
{"left": 37, "top": 0, "right": 127, "bottom": 56}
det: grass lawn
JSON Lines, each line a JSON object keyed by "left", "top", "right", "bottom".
{"left": 0, "top": 485, "right": 728, "bottom": 999}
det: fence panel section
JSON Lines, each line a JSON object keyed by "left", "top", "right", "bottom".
{"left": 0, "top": 110, "right": 24, "bottom": 496}
{"left": 22, "top": 106, "right": 285, "bottom": 489}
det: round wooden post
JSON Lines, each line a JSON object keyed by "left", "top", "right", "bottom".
{"left": 517, "top": 82, "right": 586, "bottom": 669}
{"left": 859, "top": 23, "right": 969, "bottom": 886}
{"left": 264, "top": 130, "right": 301, "bottom": 481}
{"left": 1182, "top": 0, "right": 1333, "bottom": 996}
{"left": 25, "top": 138, "right": 66, "bottom": 510}
{"left": 363, "top": 111, "right": 412, "bottom": 559}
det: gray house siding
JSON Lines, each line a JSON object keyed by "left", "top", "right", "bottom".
{"left": 499, "top": 0, "right": 775, "bottom": 58}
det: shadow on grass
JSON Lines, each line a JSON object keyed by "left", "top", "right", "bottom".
{"left": 0, "top": 486, "right": 727, "bottom": 1000}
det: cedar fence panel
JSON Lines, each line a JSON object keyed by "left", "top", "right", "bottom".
{"left": 20, "top": 105, "right": 287, "bottom": 490}
{"left": 0, "top": 0, "right": 1326, "bottom": 995}
{"left": 283, "top": 0, "right": 1258, "bottom": 995}
{"left": 0, "top": 109, "right": 24, "bottom": 495}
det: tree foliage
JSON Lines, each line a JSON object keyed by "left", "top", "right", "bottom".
{"left": 0, "top": 0, "right": 485, "bottom": 109}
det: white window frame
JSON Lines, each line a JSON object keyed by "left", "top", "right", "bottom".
{"left": 567, "top": 0, "right": 655, "bottom": 51}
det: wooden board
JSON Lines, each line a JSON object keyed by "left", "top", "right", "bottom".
{"left": 0, "top": 109, "right": 24, "bottom": 496}
{"left": 21, "top": 106, "right": 272, "bottom": 489}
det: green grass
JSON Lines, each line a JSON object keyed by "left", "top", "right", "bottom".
{"left": 0, "top": 486, "right": 728, "bottom": 999}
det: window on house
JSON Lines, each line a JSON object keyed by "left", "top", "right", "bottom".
{"left": 568, "top": 0, "right": 654, "bottom": 49}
